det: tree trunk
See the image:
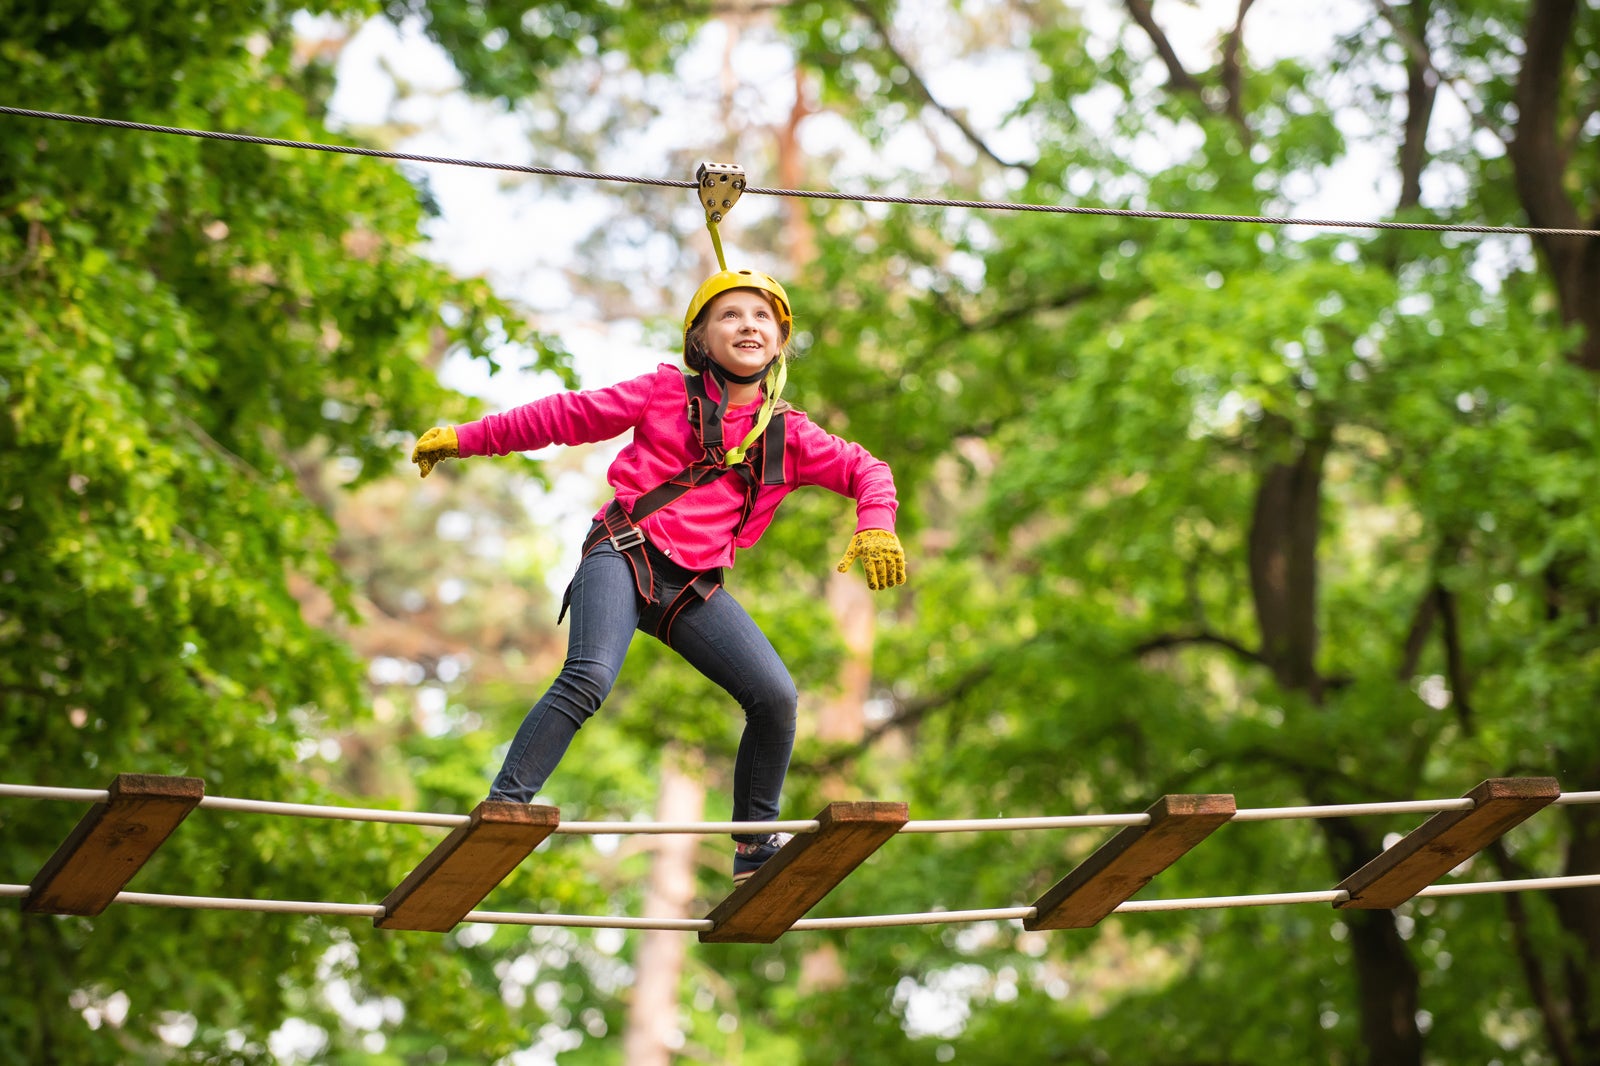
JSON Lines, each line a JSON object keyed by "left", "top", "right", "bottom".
{"left": 1250, "top": 430, "right": 1424, "bottom": 1063}
{"left": 1554, "top": 798, "right": 1600, "bottom": 1064}
{"left": 621, "top": 748, "right": 705, "bottom": 1066}
{"left": 1247, "top": 430, "right": 1329, "bottom": 698}
{"left": 1506, "top": 5, "right": 1600, "bottom": 1059}
{"left": 1509, "top": 0, "right": 1600, "bottom": 372}
{"left": 1321, "top": 817, "right": 1424, "bottom": 1066}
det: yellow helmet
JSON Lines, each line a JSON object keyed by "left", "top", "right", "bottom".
{"left": 682, "top": 268, "right": 793, "bottom": 353}
{"left": 681, "top": 268, "right": 793, "bottom": 466}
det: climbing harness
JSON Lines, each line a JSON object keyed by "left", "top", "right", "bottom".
{"left": 562, "top": 370, "right": 788, "bottom": 645}
{"left": 557, "top": 161, "right": 795, "bottom": 646}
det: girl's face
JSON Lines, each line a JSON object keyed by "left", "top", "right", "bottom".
{"left": 702, "top": 289, "right": 784, "bottom": 381}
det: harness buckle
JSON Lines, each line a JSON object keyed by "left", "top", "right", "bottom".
{"left": 609, "top": 525, "right": 646, "bottom": 552}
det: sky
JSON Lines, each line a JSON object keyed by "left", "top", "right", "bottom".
{"left": 305, "top": 0, "right": 1413, "bottom": 590}
{"left": 316, "top": 0, "right": 1399, "bottom": 410}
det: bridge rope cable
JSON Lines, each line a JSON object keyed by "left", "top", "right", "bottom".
{"left": 5, "top": 877, "right": 1600, "bottom": 933}
{"left": 3, "top": 783, "right": 1598, "bottom": 932}
{"left": 4, "top": 105, "right": 1599, "bottom": 240}
{"left": 7, "top": 782, "right": 1597, "bottom": 833}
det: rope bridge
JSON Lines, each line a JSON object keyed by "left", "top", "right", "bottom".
{"left": 4, "top": 776, "right": 1598, "bottom": 943}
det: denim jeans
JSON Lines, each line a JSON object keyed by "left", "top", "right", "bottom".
{"left": 488, "top": 537, "right": 798, "bottom": 837}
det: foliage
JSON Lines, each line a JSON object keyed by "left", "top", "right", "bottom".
{"left": 0, "top": 1, "right": 572, "bottom": 1062}
{"left": 6, "top": 1, "right": 1600, "bottom": 1065}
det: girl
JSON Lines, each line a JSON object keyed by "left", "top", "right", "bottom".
{"left": 410, "top": 268, "right": 906, "bottom": 884}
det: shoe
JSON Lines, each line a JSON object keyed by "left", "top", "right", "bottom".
{"left": 733, "top": 833, "right": 793, "bottom": 886}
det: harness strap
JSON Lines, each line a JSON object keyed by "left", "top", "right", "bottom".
{"left": 641, "top": 570, "right": 724, "bottom": 647}
{"left": 556, "top": 372, "right": 787, "bottom": 646}
{"left": 558, "top": 502, "right": 726, "bottom": 647}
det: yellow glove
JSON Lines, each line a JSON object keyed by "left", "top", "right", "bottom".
{"left": 411, "top": 426, "right": 459, "bottom": 478}
{"left": 835, "top": 529, "right": 906, "bottom": 591}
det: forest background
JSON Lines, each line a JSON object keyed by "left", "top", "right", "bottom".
{"left": 2, "top": 1, "right": 1598, "bottom": 1064}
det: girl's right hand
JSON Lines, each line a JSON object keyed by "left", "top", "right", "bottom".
{"left": 411, "top": 426, "right": 459, "bottom": 478}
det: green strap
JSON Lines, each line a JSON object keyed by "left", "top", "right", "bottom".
{"left": 725, "top": 357, "right": 787, "bottom": 466}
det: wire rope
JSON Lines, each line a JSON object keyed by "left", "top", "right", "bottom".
{"left": 4, "top": 105, "right": 1598, "bottom": 239}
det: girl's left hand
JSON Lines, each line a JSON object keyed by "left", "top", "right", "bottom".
{"left": 836, "top": 529, "right": 907, "bottom": 591}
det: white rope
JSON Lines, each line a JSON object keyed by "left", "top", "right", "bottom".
{"left": 464, "top": 910, "right": 714, "bottom": 931}
{"left": 1230, "top": 799, "right": 1474, "bottom": 821}
{"left": 1554, "top": 791, "right": 1600, "bottom": 806}
{"left": 199, "top": 796, "right": 470, "bottom": 828}
{"left": 0, "top": 783, "right": 110, "bottom": 803}
{"left": 3, "top": 781, "right": 1598, "bottom": 837}
{"left": 1417, "top": 873, "right": 1600, "bottom": 897}
{"left": 553, "top": 820, "right": 820, "bottom": 836}
{"left": 793, "top": 907, "right": 1036, "bottom": 930}
{"left": 1119, "top": 890, "right": 1349, "bottom": 912}
{"left": 117, "top": 891, "right": 386, "bottom": 917}
{"left": 901, "top": 814, "right": 1151, "bottom": 833}
{"left": 5, "top": 872, "right": 1597, "bottom": 931}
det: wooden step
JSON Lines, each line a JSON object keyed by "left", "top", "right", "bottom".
{"left": 701, "top": 801, "right": 908, "bottom": 944}
{"left": 25, "top": 773, "right": 204, "bottom": 916}
{"left": 1336, "top": 777, "right": 1559, "bottom": 909}
{"left": 377, "top": 802, "right": 560, "bottom": 931}
{"left": 1027, "top": 793, "right": 1237, "bottom": 930}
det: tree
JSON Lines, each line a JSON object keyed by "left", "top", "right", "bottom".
{"left": 8, "top": 1, "right": 1598, "bottom": 1064}
{"left": 0, "top": 2, "right": 575, "bottom": 1061}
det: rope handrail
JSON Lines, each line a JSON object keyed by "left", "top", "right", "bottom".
{"left": 3, "top": 105, "right": 1597, "bottom": 239}
{"left": 5, "top": 779, "right": 1597, "bottom": 934}
{"left": 4, "top": 873, "right": 1599, "bottom": 932}
{"left": 3, "top": 781, "right": 1597, "bottom": 833}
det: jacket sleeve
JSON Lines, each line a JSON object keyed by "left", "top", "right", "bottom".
{"left": 454, "top": 366, "right": 671, "bottom": 457}
{"left": 787, "top": 415, "right": 899, "bottom": 533}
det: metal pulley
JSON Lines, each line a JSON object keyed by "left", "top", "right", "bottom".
{"left": 696, "top": 161, "right": 746, "bottom": 270}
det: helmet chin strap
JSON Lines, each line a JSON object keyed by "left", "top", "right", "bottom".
{"left": 706, "top": 357, "right": 774, "bottom": 387}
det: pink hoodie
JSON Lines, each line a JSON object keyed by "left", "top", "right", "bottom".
{"left": 455, "top": 363, "right": 898, "bottom": 572}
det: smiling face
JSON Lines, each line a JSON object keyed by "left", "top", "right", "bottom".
{"left": 701, "top": 288, "right": 785, "bottom": 381}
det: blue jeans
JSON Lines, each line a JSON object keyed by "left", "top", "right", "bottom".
{"left": 488, "top": 538, "right": 798, "bottom": 836}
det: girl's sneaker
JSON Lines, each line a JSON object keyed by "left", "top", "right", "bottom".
{"left": 733, "top": 833, "right": 793, "bottom": 885}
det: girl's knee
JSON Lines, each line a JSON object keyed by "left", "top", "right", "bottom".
{"left": 552, "top": 657, "right": 620, "bottom": 715}
{"left": 749, "top": 672, "right": 798, "bottom": 723}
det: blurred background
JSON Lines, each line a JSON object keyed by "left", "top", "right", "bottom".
{"left": 2, "top": 1, "right": 1598, "bottom": 1063}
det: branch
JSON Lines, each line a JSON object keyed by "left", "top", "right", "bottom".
{"left": 1133, "top": 628, "right": 1266, "bottom": 668}
{"left": 1219, "top": 0, "right": 1257, "bottom": 132}
{"left": 847, "top": 0, "right": 1026, "bottom": 173}
{"left": 1395, "top": 580, "right": 1437, "bottom": 681}
{"left": 1388, "top": 0, "right": 1437, "bottom": 211}
{"left": 1371, "top": 0, "right": 1504, "bottom": 147}
{"left": 1122, "top": 0, "right": 1204, "bottom": 98}
{"left": 1435, "top": 584, "right": 1476, "bottom": 737}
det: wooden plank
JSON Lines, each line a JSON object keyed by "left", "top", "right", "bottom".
{"left": 700, "top": 801, "right": 908, "bottom": 944}
{"left": 1026, "top": 794, "right": 1237, "bottom": 931}
{"left": 377, "top": 802, "right": 560, "bottom": 932}
{"left": 25, "top": 773, "right": 205, "bottom": 916}
{"left": 1336, "top": 777, "right": 1560, "bottom": 910}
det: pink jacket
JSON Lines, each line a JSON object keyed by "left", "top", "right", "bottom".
{"left": 455, "top": 363, "right": 899, "bottom": 572}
